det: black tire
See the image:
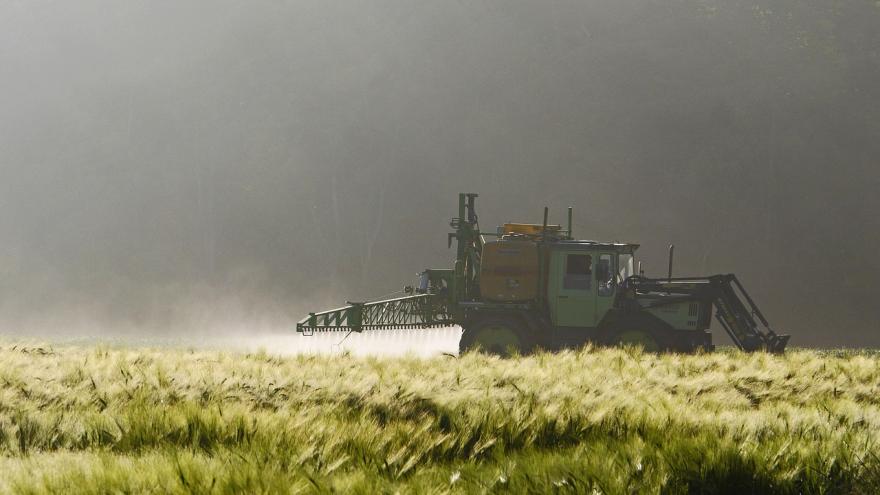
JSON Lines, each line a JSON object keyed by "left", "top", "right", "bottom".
{"left": 599, "top": 311, "right": 676, "bottom": 352}
{"left": 609, "top": 328, "right": 663, "bottom": 352}
{"left": 459, "top": 317, "right": 532, "bottom": 357}
{"left": 605, "top": 321, "right": 675, "bottom": 352}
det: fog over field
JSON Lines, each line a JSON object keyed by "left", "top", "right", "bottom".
{"left": 0, "top": 1, "right": 878, "bottom": 348}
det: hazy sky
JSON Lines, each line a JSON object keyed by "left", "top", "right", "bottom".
{"left": 1, "top": 1, "right": 878, "bottom": 346}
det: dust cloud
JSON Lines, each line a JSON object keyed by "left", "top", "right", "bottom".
{"left": 0, "top": 1, "right": 877, "bottom": 350}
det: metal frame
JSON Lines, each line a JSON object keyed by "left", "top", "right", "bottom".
{"left": 296, "top": 294, "right": 452, "bottom": 334}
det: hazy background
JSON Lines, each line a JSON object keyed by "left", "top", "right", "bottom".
{"left": 1, "top": 0, "right": 878, "bottom": 347}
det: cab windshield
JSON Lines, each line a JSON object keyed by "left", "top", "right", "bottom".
{"left": 618, "top": 254, "right": 634, "bottom": 282}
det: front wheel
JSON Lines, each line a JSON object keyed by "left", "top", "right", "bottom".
{"left": 459, "top": 317, "right": 530, "bottom": 357}
{"left": 611, "top": 329, "right": 662, "bottom": 352}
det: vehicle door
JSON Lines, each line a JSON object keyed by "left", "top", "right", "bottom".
{"left": 552, "top": 251, "right": 597, "bottom": 327}
{"left": 594, "top": 253, "right": 617, "bottom": 324}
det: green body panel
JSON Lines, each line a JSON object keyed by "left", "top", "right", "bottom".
{"left": 547, "top": 248, "right": 618, "bottom": 328}
{"left": 548, "top": 250, "right": 595, "bottom": 326}
{"left": 639, "top": 298, "right": 703, "bottom": 331}
{"left": 594, "top": 252, "right": 618, "bottom": 326}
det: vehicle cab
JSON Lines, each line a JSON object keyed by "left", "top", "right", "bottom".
{"left": 546, "top": 241, "right": 636, "bottom": 329}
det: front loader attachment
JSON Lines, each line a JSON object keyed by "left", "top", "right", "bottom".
{"left": 629, "top": 274, "right": 790, "bottom": 353}
{"left": 713, "top": 275, "right": 790, "bottom": 352}
{"left": 296, "top": 293, "right": 453, "bottom": 334}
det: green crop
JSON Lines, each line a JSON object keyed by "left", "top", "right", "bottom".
{"left": 0, "top": 342, "right": 877, "bottom": 494}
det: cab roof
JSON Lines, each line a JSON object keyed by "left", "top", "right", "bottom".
{"left": 550, "top": 240, "right": 639, "bottom": 253}
{"left": 489, "top": 233, "right": 639, "bottom": 253}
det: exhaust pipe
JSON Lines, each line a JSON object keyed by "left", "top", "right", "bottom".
{"left": 542, "top": 206, "right": 549, "bottom": 240}
{"left": 567, "top": 207, "right": 573, "bottom": 239}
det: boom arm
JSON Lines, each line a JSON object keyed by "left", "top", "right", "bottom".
{"left": 627, "top": 274, "right": 790, "bottom": 352}
{"left": 296, "top": 193, "right": 482, "bottom": 335}
{"left": 296, "top": 293, "right": 453, "bottom": 334}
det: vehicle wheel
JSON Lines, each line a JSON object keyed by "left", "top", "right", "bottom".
{"left": 459, "top": 317, "right": 529, "bottom": 357}
{"left": 612, "top": 329, "right": 661, "bottom": 352}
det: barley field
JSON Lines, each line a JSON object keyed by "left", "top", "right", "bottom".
{"left": 0, "top": 341, "right": 877, "bottom": 494}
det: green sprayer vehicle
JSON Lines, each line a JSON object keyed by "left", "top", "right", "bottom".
{"left": 297, "top": 193, "right": 790, "bottom": 354}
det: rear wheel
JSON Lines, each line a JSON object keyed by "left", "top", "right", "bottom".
{"left": 459, "top": 317, "right": 529, "bottom": 357}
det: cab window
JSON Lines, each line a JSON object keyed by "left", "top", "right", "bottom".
{"left": 597, "top": 253, "right": 614, "bottom": 296}
{"left": 563, "top": 254, "right": 592, "bottom": 290}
